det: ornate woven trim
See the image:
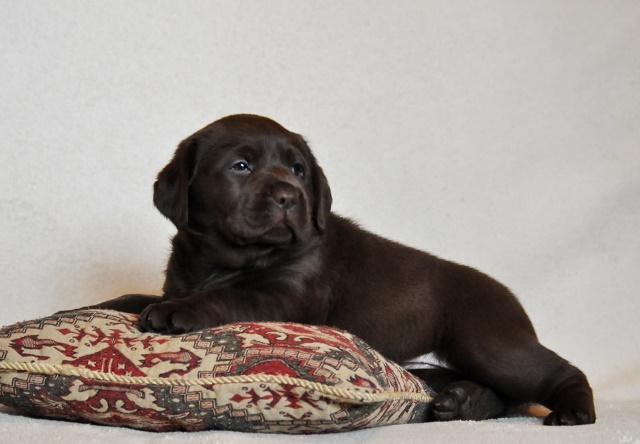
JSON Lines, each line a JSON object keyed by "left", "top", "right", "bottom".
{"left": 0, "top": 361, "right": 432, "bottom": 404}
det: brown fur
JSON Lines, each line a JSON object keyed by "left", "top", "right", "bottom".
{"left": 85, "top": 114, "right": 595, "bottom": 425}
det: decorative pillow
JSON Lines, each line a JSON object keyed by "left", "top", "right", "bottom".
{"left": 0, "top": 310, "right": 433, "bottom": 433}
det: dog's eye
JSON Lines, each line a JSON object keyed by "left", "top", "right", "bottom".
{"left": 292, "top": 163, "right": 305, "bottom": 179}
{"left": 231, "top": 161, "right": 251, "bottom": 173}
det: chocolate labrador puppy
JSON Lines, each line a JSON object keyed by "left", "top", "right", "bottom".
{"left": 85, "top": 114, "right": 595, "bottom": 425}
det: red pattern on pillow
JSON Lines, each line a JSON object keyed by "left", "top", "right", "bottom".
{"left": 0, "top": 310, "right": 432, "bottom": 433}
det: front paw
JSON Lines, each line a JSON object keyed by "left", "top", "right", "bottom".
{"left": 138, "top": 300, "right": 219, "bottom": 334}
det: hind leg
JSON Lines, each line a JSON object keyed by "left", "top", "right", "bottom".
{"left": 443, "top": 325, "right": 595, "bottom": 425}
{"left": 410, "top": 368, "right": 509, "bottom": 421}
{"left": 436, "top": 265, "right": 596, "bottom": 425}
{"left": 534, "top": 350, "right": 595, "bottom": 426}
{"left": 500, "top": 344, "right": 592, "bottom": 425}
{"left": 434, "top": 380, "right": 508, "bottom": 421}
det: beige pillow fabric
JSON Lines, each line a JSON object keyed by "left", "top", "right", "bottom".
{"left": 0, "top": 310, "right": 432, "bottom": 433}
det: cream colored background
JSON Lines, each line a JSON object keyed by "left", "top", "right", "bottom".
{"left": 1, "top": 0, "right": 639, "bottom": 403}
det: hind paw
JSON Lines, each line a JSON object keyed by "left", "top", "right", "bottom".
{"left": 431, "top": 381, "right": 506, "bottom": 421}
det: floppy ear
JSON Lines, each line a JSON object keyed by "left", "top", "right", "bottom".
{"left": 311, "top": 161, "right": 332, "bottom": 233}
{"left": 153, "top": 138, "right": 198, "bottom": 229}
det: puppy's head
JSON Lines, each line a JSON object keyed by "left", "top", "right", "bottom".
{"left": 153, "top": 114, "right": 332, "bottom": 248}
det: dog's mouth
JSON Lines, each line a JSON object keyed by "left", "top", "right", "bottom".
{"left": 229, "top": 226, "right": 296, "bottom": 247}
{"left": 226, "top": 212, "right": 298, "bottom": 247}
{"left": 255, "top": 226, "right": 295, "bottom": 245}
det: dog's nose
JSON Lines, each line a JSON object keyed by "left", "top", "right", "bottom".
{"left": 271, "top": 186, "right": 298, "bottom": 211}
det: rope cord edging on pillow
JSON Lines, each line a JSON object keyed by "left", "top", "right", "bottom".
{"left": 0, "top": 360, "right": 433, "bottom": 404}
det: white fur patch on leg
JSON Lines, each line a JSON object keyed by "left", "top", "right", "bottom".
{"left": 402, "top": 352, "right": 450, "bottom": 370}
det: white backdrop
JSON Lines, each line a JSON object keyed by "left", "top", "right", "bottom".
{"left": 1, "top": 1, "right": 638, "bottom": 401}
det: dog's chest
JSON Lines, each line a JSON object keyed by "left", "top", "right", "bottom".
{"left": 192, "top": 268, "right": 246, "bottom": 291}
